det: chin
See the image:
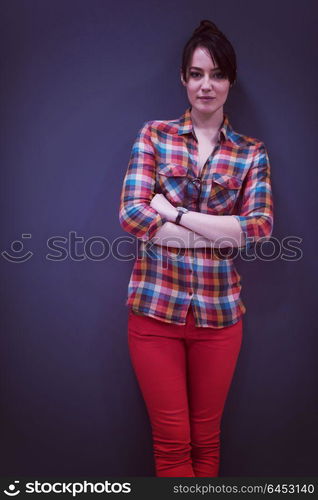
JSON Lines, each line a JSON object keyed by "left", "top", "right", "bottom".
{"left": 194, "top": 102, "right": 218, "bottom": 113}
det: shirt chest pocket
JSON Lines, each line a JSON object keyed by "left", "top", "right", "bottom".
{"left": 207, "top": 172, "right": 243, "bottom": 214}
{"left": 156, "top": 163, "right": 189, "bottom": 205}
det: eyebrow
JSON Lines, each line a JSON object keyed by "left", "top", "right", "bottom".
{"left": 189, "top": 66, "right": 220, "bottom": 71}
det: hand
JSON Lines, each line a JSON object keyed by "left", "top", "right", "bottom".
{"left": 150, "top": 193, "right": 178, "bottom": 222}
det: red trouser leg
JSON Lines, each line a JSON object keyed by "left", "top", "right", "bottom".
{"left": 186, "top": 314, "right": 243, "bottom": 476}
{"left": 127, "top": 305, "right": 243, "bottom": 477}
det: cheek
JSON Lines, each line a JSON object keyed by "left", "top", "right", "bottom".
{"left": 186, "top": 84, "right": 197, "bottom": 98}
{"left": 218, "top": 84, "right": 230, "bottom": 99}
{"left": 187, "top": 82, "right": 197, "bottom": 92}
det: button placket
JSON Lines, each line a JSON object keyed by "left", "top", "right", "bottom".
{"left": 188, "top": 256, "right": 194, "bottom": 295}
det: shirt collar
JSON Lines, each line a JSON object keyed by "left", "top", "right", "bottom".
{"left": 177, "top": 105, "right": 233, "bottom": 143}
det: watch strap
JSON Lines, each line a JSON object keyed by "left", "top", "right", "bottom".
{"left": 175, "top": 207, "right": 188, "bottom": 225}
{"left": 175, "top": 211, "right": 183, "bottom": 225}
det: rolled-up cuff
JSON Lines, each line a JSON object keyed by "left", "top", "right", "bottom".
{"left": 140, "top": 212, "right": 168, "bottom": 242}
{"left": 233, "top": 215, "right": 257, "bottom": 251}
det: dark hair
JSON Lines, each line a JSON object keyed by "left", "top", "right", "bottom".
{"left": 181, "top": 20, "right": 237, "bottom": 86}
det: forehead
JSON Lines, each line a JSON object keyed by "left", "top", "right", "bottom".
{"left": 190, "top": 46, "right": 217, "bottom": 70}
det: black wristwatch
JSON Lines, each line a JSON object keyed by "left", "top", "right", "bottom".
{"left": 175, "top": 206, "right": 189, "bottom": 225}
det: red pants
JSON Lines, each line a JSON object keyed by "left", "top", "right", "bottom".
{"left": 127, "top": 304, "right": 243, "bottom": 477}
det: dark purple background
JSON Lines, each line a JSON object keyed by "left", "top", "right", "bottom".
{"left": 1, "top": 0, "right": 317, "bottom": 477}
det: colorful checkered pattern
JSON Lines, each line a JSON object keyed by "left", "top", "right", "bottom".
{"left": 119, "top": 106, "right": 274, "bottom": 327}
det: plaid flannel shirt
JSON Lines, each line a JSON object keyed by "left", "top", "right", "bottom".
{"left": 119, "top": 106, "right": 273, "bottom": 327}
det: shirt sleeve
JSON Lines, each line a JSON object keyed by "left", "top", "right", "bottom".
{"left": 233, "top": 141, "right": 274, "bottom": 249}
{"left": 119, "top": 121, "right": 168, "bottom": 242}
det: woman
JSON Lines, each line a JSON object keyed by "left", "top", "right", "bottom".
{"left": 119, "top": 20, "right": 273, "bottom": 477}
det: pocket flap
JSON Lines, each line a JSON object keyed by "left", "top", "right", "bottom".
{"left": 158, "top": 163, "right": 188, "bottom": 177}
{"left": 212, "top": 172, "right": 242, "bottom": 189}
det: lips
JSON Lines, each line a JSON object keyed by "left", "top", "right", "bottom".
{"left": 199, "top": 97, "right": 215, "bottom": 99}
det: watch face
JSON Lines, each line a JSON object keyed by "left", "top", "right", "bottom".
{"left": 180, "top": 207, "right": 188, "bottom": 213}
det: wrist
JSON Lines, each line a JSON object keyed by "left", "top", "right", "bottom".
{"left": 175, "top": 206, "right": 189, "bottom": 225}
{"left": 168, "top": 207, "right": 178, "bottom": 222}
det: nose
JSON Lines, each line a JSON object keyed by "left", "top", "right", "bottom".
{"left": 201, "top": 75, "right": 214, "bottom": 91}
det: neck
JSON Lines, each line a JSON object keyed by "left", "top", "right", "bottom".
{"left": 190, "top": 106, "right": 224, "bottom": 135}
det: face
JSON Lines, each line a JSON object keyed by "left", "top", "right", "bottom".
{"left": 180, "top": 46, "right": 231, "bottom": 117}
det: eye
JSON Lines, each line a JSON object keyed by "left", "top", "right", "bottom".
{"left": 213, "top": 71, "right": 226, "bottom": 79}
{"left": 189, "top": 70, "right": 227, "bottom": 80}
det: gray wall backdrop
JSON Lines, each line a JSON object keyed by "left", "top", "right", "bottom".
{"left": 1, "top": 0, "right": 317, "bottom": 476}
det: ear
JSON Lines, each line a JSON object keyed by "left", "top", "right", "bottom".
{"left": 180, "top": 70, "right": 187, "bottom": 86}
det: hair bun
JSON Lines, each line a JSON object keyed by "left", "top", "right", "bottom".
{"left": 193, "top": 19, "right": 220, "bottom": 36}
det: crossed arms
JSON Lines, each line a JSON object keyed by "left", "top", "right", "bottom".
{"left": 119, "top": 122, "right": 273, "bottom": 249}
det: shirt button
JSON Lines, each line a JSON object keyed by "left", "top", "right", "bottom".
{"left": 188, "top": 291, "right": 193, "bottom": 296}
{"left": 189, "top": 268, "right": 193, "bottom": 273}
